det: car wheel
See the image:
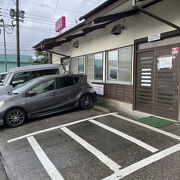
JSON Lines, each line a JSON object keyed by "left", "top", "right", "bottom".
{"left": 5, "top": 108, "right": 26, "bottom": 128}
{"left": 80, "top": 94, "right": 94, "bottom": 110}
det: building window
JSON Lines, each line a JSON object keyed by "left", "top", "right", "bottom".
{"left": 107, "top": 50, "right": 118, "bottom": 81}
{"left": 86, "top": 54, "right": 94, "bottom": 80}
{"left": 107, "top": 46, "right": 132, "bottom": 84}
{"left": 85, "top": 53, "right": 103, "bottom": 82}
{"left": 118, "top": 46, "right": 132, "bottom": 83}
{"left": 78, "top": 56, "right": 85, "bottom": 74}
{"left": 94, "top": 53, "right": 103, "bottom": 81}
{"left": 71, "top": 57, "right": 78, "bottom": 74}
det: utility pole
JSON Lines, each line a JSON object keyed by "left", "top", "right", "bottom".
{"left": 16, "top": 0, "right": 20, "bottom": 67}
{"left": 0, "top": 19, "right": 7, "bottom": 72}
{"left": 10, "top": 1, "right": 25, "bottom": 67}
{"left": 0, "top": 9, "right": 7, "bottom": 72}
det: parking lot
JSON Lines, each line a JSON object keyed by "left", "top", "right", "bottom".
{"left": 0, "top": 108, "right": 180, "bottom": 180}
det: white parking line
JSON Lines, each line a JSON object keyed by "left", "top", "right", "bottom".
{"left": 103, "top": 143, "right": 180, "bottom": 180}
{"left": 112, "top": 114, "right": 180, "bottom": 141}
{"left": 7, "top": 112, "right": 117, "bottom": 143}
{"left": 61, "top": 127, "right": 121, "bottom": 172}
{"left": 27, "top": 136, "right": 64, "bottom": 180}
{"left": 89, "top": 119, "right": 158, "bottom": 153}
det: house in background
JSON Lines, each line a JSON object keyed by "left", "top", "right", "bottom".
{"left": 0, "top": 54, "right": 32, "bottom": 73}
{"left": 34, "top": 0, "right": 180, "bottom": 122}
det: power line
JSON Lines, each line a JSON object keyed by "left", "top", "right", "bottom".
{"left": 11, "top": 0, "right": 16, "bottom": 5}
{"left": 2, "top": 11, "right": 78, "bottom": 25}
{"left": 0, "top": 44, "right": 32, "bottom": 47}
{"left": 7, "top": 1, "right": 85, "bottom": 14}
{"left": 1, "top": 14, "right": 76, "bottom": 28}
{"left": 0, "top": 49, "right": 34, "bottom": 51}
{"left": 19, "top": 25, "right": 57, "bottom": 33}
{"left": 0, "top": 42, "right": 35, "bottom": 45}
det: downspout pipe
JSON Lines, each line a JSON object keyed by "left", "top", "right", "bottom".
{"left": 132, "top": 0, "right": 180, "bottom": 32}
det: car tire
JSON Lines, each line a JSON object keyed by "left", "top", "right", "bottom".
{"left": 79, "top": 94, "right": 94, "bottom": 110}
{"left": 5, "top": 108, "right": 26, "bottom": 128}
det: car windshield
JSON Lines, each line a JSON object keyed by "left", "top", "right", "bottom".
{"left": 12, "top": 78, "right": 39, "bottom": 94}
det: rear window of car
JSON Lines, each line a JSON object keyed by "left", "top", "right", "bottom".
{"left": 34, "top": 69, "right": 59, "bottom": 77}
{"left": 57, "top": 77, "right": 74, "bottom": 88}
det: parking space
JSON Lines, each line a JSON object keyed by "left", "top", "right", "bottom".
{"left": 0, "top": 109, "right": 180, "bottom": 180}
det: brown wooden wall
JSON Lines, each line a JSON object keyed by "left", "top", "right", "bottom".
{"left": 94, "top": 83, "right": 133, "bottom": 104}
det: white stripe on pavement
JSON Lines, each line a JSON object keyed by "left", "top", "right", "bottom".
{"left": 89, "top": 119, "right": 158, "bottom": 153}
{"left": 27, "top": 136, "right": 64, "bottom": 180}
{"left": 61, "top": 127, "right": 121, "bottom": 172}
{"left": 112, "top": 114, "right": 180, "bottom": 141}
{"left": 7, "top": 112, "right": 117, "bottom": 143}
{"left": 103, "top": 143, "right": 180, "bottom": 180}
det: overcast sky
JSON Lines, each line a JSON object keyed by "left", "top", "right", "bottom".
{"left": 0, "top": 0, "right": 106, "bottom": 56}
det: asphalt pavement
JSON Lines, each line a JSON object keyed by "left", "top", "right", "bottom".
{"left": 0, "top": 159, "right": 8, "bottom": 180}
{"left": 0, "top": 108, "right": 180, "bottom": 180}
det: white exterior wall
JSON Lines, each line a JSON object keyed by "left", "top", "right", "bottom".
{"left": 52, "top": 0, "right": 180, "bottom": 60}
{"left": 52, "top": 42, "right": 71, "bottom": 64}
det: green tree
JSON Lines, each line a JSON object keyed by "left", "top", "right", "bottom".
{"left": 29, "top": 51, "right": 48, "bottom": 64}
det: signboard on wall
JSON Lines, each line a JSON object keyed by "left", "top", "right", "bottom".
{"left": 55, "top": 16, "right": 66, "bottom": 32}
{"left": 92, "top": 84, "right": 104, "bottom": 95}
{"left": 172, "top": 47, "right": 179, "bottom": 55}
{"left": 157, "top": 56, "right": 172, "bottom": 70}
{"left": 148, "top": 34, "right": 161, "bottom": 42}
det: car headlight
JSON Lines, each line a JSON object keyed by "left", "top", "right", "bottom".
{"left": 0, "top": 101, "right": 4, "bottom": 107}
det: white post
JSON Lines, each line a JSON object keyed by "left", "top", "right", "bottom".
{"left": 103, "top": 51, "right": 106, "bottom": 83}
{"left": 178, "top": 84, "right": 180, "bottom": 124}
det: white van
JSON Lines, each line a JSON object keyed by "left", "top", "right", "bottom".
{"left": 0, "top": 64, "right": 64, "bottom": 95}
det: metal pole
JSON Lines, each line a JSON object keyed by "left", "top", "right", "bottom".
{"left": 16, "top": 0, "right": 20, "bottom": 67}
{"left": 2, "top": 20, "right": 7, "bottom": 72}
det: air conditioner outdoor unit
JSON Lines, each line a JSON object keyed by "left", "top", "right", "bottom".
{"left": 111, "top": 24, "right": 124, "bottom": 35}
{"left": 73, "top": 41, "right": 79, "bottom": 48}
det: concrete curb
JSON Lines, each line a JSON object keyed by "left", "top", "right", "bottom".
{"left": 94, "top": 105, "right": 111, "bottom": 113}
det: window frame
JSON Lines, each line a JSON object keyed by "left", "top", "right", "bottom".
{"left": 29, "top": 79, "right": 57, "bottom": 95}
{"left": 93, "top": 52, "right": 103, "bottom": 82}
{"left": 57, "top": 76, "right": 75, "bottom": 89}
{"left": 85, "top": 54, "right": 94, "bottom": 82}
{"left": 106, "top": 45, "right": 133, "bottom": 85}
{"left": 10, "top": 71, "right": 32, "bottom": 86}
{"left": 78, "top": 56, "right": 85, "bottom": 74}
{"left": 106, "top": 50, "right": 118, "bottom": 82}
{"left": 70, "top": 45, "right": 133, "bottom": 85}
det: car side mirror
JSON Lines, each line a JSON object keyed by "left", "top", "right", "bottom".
{"left": 11, "top": 81, "right": 20, "bottom": 87}
{"left": 11, "top": 80, "right": 24, "bottom": 87}
{"left": 26, "top": 90, "right": 36, "bottom": 97}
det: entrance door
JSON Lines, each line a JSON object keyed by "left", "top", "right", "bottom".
{"left": 154, "top": 47, "right": 179, "bottom": 119}
{"left": 136, "top": 51, "right": 154, "bottom": 114}
{"left": 135, "top": 45, "right": 180, "bottom": 120}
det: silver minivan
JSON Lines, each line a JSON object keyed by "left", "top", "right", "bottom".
{"left": 0, "top": 64, "right": 64, "bottom": 95}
